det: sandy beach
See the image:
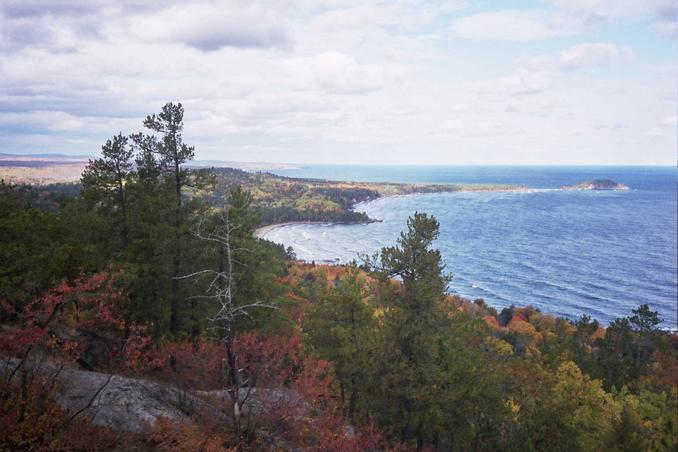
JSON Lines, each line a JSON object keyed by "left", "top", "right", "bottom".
{"left": 254, "top": 221, "right": 329, "bottom": 240}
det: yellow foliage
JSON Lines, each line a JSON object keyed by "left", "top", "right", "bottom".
{"left": 507, "top": 317, "right": 538, "bottom": 336}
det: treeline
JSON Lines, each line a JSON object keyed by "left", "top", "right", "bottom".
{"left": 258, "top": 205, "right": 372, "bottom": 226}
{"left": 201, "top": 168, "right": 380, "bottom": 226}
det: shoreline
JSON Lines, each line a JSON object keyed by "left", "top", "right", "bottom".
{"left": 255, "top": 221, "right": 331, "bottom": 240}
{"left": 254, "top": 184, "right": 630, "bottom": 240}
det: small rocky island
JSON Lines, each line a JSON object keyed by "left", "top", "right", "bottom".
{"left": 562, "top": 179, "right": 630, "bottom": 191}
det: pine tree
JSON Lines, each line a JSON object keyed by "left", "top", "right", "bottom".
{"left": 306, "top": 263, "right": 375, "bottom": 420}
{"left": 140, "top": 102, "right": 195, "bottom": 334}
{"left": 81, "top": 133, "right": 134, "bottom": 252}
{"left": 368, "top": 213, "right": 451, "bottom": 448}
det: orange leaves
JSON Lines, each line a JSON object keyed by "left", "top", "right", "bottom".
{"left": 0, "top": 270, "right": 155, "bottom": 373}
{"left": 484, "top": 315, "right": 503, "bottom": 331}
{"left": 292, "top": 356, "right": 334, "bottom": 403}
{"left": 590, "top": 326, "right": 606, "bottom": 341}
{"left": 507, "top": 317, "right": 538, "bottom": 336}
{"left": 641, "top": 348, "right": 678, "bottom": 392}
{"left": 0, "top": 325, "right": 48, "bottom": 355}
{"left": 122, "top": 323, "right": 156, "bottom": 371}
{"left": 17, "top": 270, "right": 126, "bottom": 332}
{"left": 234, "top": 331, "right": 302, "bottom": 387}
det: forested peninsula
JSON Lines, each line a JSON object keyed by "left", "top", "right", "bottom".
{"left": 1, "top": 103, "right": 675, "bottom": 451}
{"left": 196, "top": 168, "right": 519, "bottom": 226}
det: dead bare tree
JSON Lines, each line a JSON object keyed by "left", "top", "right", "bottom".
{"left": 178, "top": 208, "right": 276, "bottom": 440}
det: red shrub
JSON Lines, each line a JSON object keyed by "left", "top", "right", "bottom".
{"left": 152, "top": 338, "right": 229, "bottom": 390}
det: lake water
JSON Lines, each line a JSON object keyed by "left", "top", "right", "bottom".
{"left": 266, "top": 166, "right": 677, "bottom": 327}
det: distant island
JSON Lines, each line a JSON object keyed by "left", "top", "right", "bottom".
{"left": 562, "top": 179, "right": 630, "bottom": 191}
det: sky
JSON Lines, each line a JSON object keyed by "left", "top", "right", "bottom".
{"left": 0, "top": 0, "right": 676, "bottom": 165}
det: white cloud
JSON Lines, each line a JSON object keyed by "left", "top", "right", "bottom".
{"left": 651, "top": 4, "right": 678, "bottom": 37}
{"left": 466, "top": 68, "right": 552, "bottom": 96}
{"left": 279, "top": 52, "right": 405, "bottom": 95}
{"left": 660, "top": 114, "right": 677, "bottom": 127}
{"left": 450, "top": 1, "right": 678, "bottom": 43}
{"left": 0, "top": 0, "right": 674, "bottom": 165}
{"left": 128, "top": 1, "right": 291, "bottom": 51}
{"left": 433, "top": 119, "right": 464, "bottom": 135}
{"left": 559, "top": 43, "right": 635, "bottom": 69}
{"left": 451, "top": 10, "right": 578, "bottom": 41}
{"left": 550, "top": 0, "right": 678, "bottom": 37}
{"left": 550, "top": 0, "right": 670, "bottom": 19}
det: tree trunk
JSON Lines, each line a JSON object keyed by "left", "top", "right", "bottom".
{"left": 348, "top": 374, "right": 357, "bottom": 420}
{"left": 116, "top": 177, "right": 127, "bottom": 252}
{"left": 170, "top": 153, "right": 182, "bottom": 335}
{"left": 226, "top": 339, "right": 243, "bottom": 438}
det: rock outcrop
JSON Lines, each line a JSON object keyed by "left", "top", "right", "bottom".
{"left": 2, "top": 358, "right": 301, "bottom": 433}
{"left": 561, "top": 179, "right": 629, "bottom": 191}
{"left": 3, "top": 358, "right": 220, "bottom": 432}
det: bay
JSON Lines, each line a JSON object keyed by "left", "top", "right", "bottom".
{"left": 266, "top": 165, "right": 677, "bottom": 327}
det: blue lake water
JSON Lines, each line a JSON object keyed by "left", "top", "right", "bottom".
{"left": 267, "top": 166, "right": 677, "bottom": 327}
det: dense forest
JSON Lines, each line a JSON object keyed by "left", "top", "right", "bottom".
{"left": 1, "top": 103, "right": 676, "bottom": 451}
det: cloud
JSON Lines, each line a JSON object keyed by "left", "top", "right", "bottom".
{"left": 660, "top": 114, "right": 677, "bottom": 128}
{"left": 1, "top": 1, "right": 98, "bottom": 18}
{"left": 559, "top": 43, "right": 635, "bottom": 69}
{"left": 129, "top": 2, "right": 291, "bottom": 51}
{"left": 466, "top": 68, "right": 552, "bottom": 96}
{"left": 433, "top": 119, "right": 464, "bottom": 135}
{"left": 550, "top": 0, "right": 678, "bottom": 37}
{"left": 549, "top": 0, "right": 669, "bottom": 19}
{"left": 280, "top": 52, "right": 404, "bottom": 95}
{"left": 0, "top": 0, "right": 674, "bottom": 165}
{"left": 450, "top": 1, "right": 677, "bottom": 43}
{"left": 652, "top": 4, "right": 678, "bottom": 37}
{"left": 451, "top": 10, "right": 578, "bottom": 41}
{"left": 0, "top": 3, "right": 101, "bottom": 51}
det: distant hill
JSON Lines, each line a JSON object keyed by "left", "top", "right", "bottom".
{"left": 0, "top": 152, "right": 93, "bottom": 162}
{"left": 0, "top": 153, "right": 299, "bottom": 185}
{"left": 0, "top": 152, "right": 299, "bottom": 175}
{"left": 0, "top": 153, "right": 90, "bottom": 184}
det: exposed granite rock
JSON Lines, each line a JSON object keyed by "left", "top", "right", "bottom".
{"left": 3, "top": 358, "right": 220, "bottom": 432}
{"left": 3, "top": 358, "right": 304, "bottom": 433}
{"left": 200, "top": 388, "right": 308, "bottom": 417}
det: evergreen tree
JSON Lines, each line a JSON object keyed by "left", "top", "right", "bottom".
{"left": 306, "top": 263, "right": 375, "bottom": 420}
{"left": 81, "top": 133, "right": 134, "bottom": 252}
{"left": 367, "top": 213, "right": 453, "bottom": 448}
{"left": 363, "top": 213, "right": 510, "bottom": 449}
{"left": 139, "top": 102, "right": 195, "bottom": 334}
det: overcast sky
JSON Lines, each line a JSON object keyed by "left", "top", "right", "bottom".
{"left": 1, "top": 0, "right": 676, "bottom": 165}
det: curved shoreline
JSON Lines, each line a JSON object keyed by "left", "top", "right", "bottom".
{"left": 254, "top": 188, "right": 523, "bottom": 239}
{"left": 255, "top": 221, "right": 331, "bottom": 240}
{"left": 254, "top": 184, "right": 631, "bottom": 240}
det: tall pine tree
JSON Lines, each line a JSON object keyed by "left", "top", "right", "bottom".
{"left": 81, "top": 132, "right": 134, "bottom": 253}
{"left": 140, "top": 102, "right": 195, "bottom": 334}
